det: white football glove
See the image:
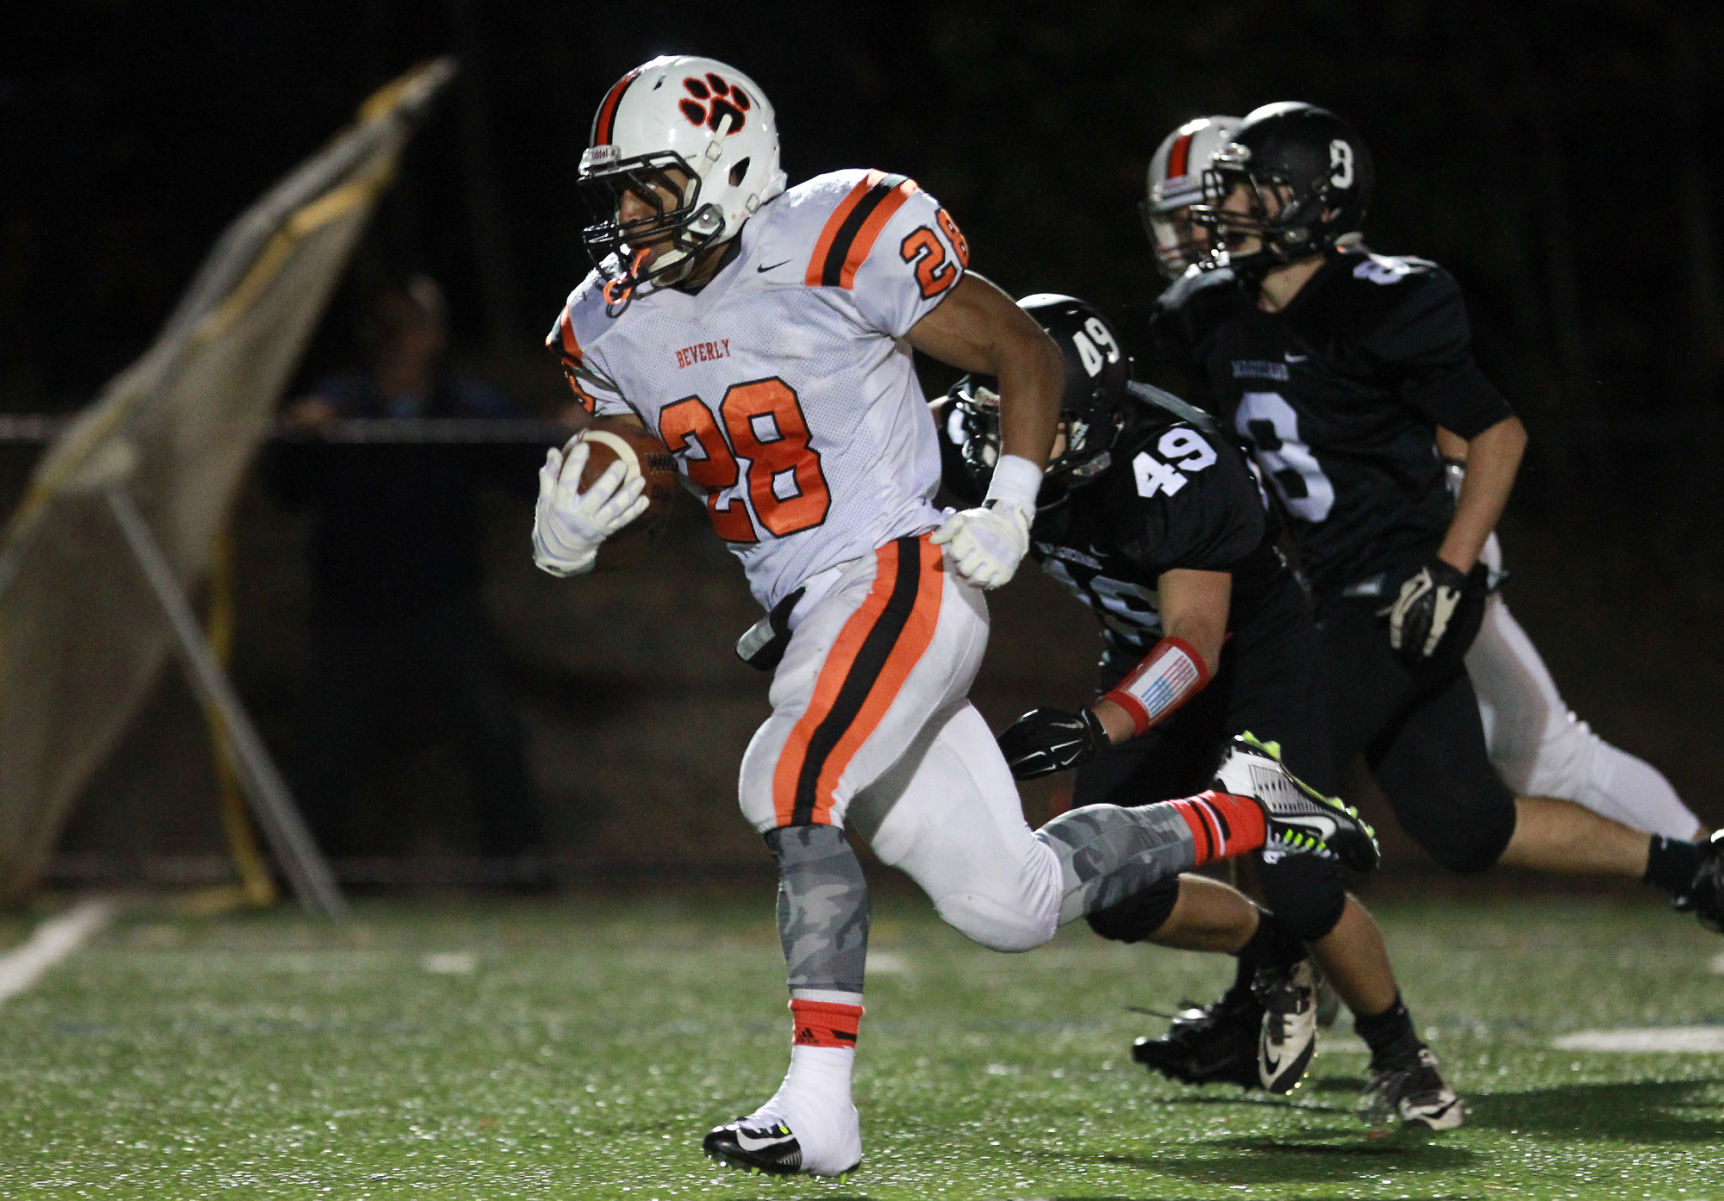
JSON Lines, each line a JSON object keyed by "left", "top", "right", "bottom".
{"left": 531, "top": 441, "right": 648, "bottom": 577}
{"left": 931, "top": 498, "right": 1033, "bottom": 590}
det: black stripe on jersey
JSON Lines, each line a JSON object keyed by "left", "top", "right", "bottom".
{"left": 790, "top": 535, "right": 923, "bottom": 825}
{"left": 817, "top": 173, "right": 908, "bottom": 287}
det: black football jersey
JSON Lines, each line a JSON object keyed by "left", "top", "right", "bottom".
{"left": 1146, "top": 262, "right": 1238, "bottom": 399}
{"left": 1153, "top": 247, "right": 1516, "bottom": 597}
{"left": 1022, "top": 397, "right": 1289, "bottom": 672}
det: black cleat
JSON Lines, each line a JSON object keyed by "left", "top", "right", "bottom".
{"left": 1673, "top": 830, "right": 1724, "bottom": 933}
{"left": 702, "top": 1115, "right": 859, "bottom": 1178}
{"left": 1362, "top": 1045, "right": 1465, "bottom": 1131}
{"left": 703, "top": 1118, "right": 807, "bottom": 1175}
{"left": 1213, "top": 732, "right": 1381, "bottom": 872}
{"left": 1132, "top": 988, "right": 1263, "bottom": 1089}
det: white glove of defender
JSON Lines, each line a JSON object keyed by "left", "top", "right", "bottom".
{"left": 931, "top": 498, "right": 1033, "bottom": 589}
{"left": 531, "top": 441, "right": 648, "bottom": 577}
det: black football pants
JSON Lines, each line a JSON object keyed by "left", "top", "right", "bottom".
{"left": 1315, "top": 593, "right": 1517, "bottom": 874}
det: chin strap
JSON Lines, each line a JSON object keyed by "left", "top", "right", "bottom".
{"left": 602, "top": 245, "right": 655, "bottom": 311}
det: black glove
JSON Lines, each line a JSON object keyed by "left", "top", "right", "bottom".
{"left": 998, "top": 707, "right": 1110, "bottom": 780}
{"left": 1387, "top": 558, "right": 1489, "bottom": 669}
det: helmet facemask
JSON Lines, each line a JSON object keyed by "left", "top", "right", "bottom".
{"left": 945, "top": 376, "right": 1005, "bottom": 505}
{"left": 947, "top": 375, "right": 1115, "bottom": 516}
{"left": 1140, "top": 202, "right": 1215, "bottom": 281}
{"left": 578, "top": 146, "right": 726, "bottom": 293}
{"left": 1192, "top": 148, "right": 1336, "bottom": 279}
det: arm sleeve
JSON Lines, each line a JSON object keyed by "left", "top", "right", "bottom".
{"left": 1362, "top": 268, "right": 1515, "bottom": 439}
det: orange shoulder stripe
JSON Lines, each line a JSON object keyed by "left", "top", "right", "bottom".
{"left": 804, "top": 171, "right": 919, "bottom": 289}
{"left": 546, "top": 307, "right": 583, "bottom": 367}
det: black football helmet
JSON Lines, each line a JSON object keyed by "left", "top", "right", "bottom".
{"left": 1189, "top": 101, "right": 1372, "bottom": 278}
{"left": 946, "top": 293, "right": 1132, "bottom": 505}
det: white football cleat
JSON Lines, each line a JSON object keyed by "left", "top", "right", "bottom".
{"left": 1253, "top": 958, "right": 1320, "bottom": 1094}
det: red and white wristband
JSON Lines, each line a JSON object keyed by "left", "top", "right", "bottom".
{"left": 1101, "top": 636, "right": 1212, "bottom": 737}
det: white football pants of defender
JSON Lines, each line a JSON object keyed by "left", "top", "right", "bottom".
{"left": 738, "top": 534, "right": 1063, "bottom": 952}
{"left": 1467, "top": 533, "right": 1703, "bottom": 840}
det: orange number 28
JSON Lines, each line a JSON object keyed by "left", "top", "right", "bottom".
{"left": 657, "top": 377, "right": 831, "bottom": 544}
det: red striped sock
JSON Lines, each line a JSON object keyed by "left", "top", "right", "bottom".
{"left": 790, "top": 999, "right": 864, "bottom": 1049}
{"left": 1168, "top": 790, "right": 1267, "bottom": 865}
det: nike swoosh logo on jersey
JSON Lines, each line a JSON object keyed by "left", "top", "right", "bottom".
{"left": 1283, "top": 352, "right": 1309, "bottom": 363}
{"left": 757, "top": 259, "right": 793, "bottom": 273}
{"left": 735, "top": 1126, "right": 797, "bottom": 1153}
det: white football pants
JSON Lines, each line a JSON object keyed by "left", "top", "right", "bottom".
{"left": 1468, "top": 533, "right": 1703, "bottom": 839}
{"left": 738, "top": 534, "right": 1064, "bottom": 951}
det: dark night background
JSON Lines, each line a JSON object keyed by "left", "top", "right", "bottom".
{"left": 3, "top": 1, "right": 1721, "bottom": 880}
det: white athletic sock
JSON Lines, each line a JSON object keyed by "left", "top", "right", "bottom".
{"left": 745, "top": 1047, "right": 861, "bottom": 1175}
{"left": 742, "top": 993, "right": 863, "bottom": 1175}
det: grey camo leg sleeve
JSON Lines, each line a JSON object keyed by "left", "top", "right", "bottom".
{"left": 1034, "top": 802, "right": 1198, "bottom": 925}
{"left": 765, "top": 825, "right": 870, "bottom": 994}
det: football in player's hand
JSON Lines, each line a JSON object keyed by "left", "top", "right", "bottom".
{"left": 568, "top": 417, "right": 679, "bottom": 568}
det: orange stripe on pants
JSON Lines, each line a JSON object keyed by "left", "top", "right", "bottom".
{"left": 771, "top": 536, "right": 944, "bottom": 827}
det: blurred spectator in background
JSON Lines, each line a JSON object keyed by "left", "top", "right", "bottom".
{"left": 263, "top": 274, "right": 548, "bottom": 874}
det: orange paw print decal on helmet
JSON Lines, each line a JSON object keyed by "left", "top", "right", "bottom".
{"left": 679, "top": 72, "right": 751, "bottom": 135}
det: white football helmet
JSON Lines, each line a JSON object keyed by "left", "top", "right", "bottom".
{"left": 579, "top": 55, "right": 788, "bottom": 291}
{"left": 1140, "top": 115, "right": 1242, "bottom": 280}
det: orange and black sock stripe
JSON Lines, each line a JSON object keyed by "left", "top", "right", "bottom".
{"left": 790, "top": 999, "right": 864, "bottom": 1049}
{"left": 804, "top": 171, "right": 918, "bottom": 289}
{"left": 1167, "top": 790, "right": 1266, "bottom": 865}
{"left": 773, "top": 535, "right": 943, "bottom": 827}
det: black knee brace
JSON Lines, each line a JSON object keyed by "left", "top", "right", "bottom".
{"left": 1085, "top": 875, "right": 1182, "bottom": 943}
{"left": 1256, "top": 853, "right": 1348, "bottom": 942}
{"left": 1422, "top": 813, "right": 1516, "bottom": 875}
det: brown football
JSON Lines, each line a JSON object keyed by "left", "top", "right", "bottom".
{"left": 568, "top": 416, "right": 680, "bottom": 568}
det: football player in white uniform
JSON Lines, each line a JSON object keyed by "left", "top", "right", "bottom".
{"left": 1142, "top": 115, "right": 1243, "bottom": 283}
{"left": 1144, "top": 115, "right": 1708, "bottom": 845}
{"left": 532, "top": 57, "right": 1381, "bottom": 1179}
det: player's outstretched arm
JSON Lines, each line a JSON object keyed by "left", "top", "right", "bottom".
{"left": 908, "top": 274, "right": 1063, "bottom": 589}
{"left": 1000, "top": 569, "right": 1228, "bottom": 779}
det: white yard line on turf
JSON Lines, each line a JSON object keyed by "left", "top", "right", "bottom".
{"left": 1711, "top": 951, "right": 1724, "bottom": 975}
{"left": 1553, "top": 1027, "right": 1724, "bottom": 1053}
{"left": 0, "top": 898, "right": 115, "bottom": 1005}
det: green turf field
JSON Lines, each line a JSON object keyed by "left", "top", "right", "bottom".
{"left": 0, "top": 885, "right": 1719, "bottom": 1199}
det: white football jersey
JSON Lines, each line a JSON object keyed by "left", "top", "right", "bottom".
{"left": 548, "top": 169, "right": 970, "bottom": 608}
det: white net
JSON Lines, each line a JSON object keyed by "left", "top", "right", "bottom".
{"left": 0, "top": 59, "right": 458, "bottom": 904}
